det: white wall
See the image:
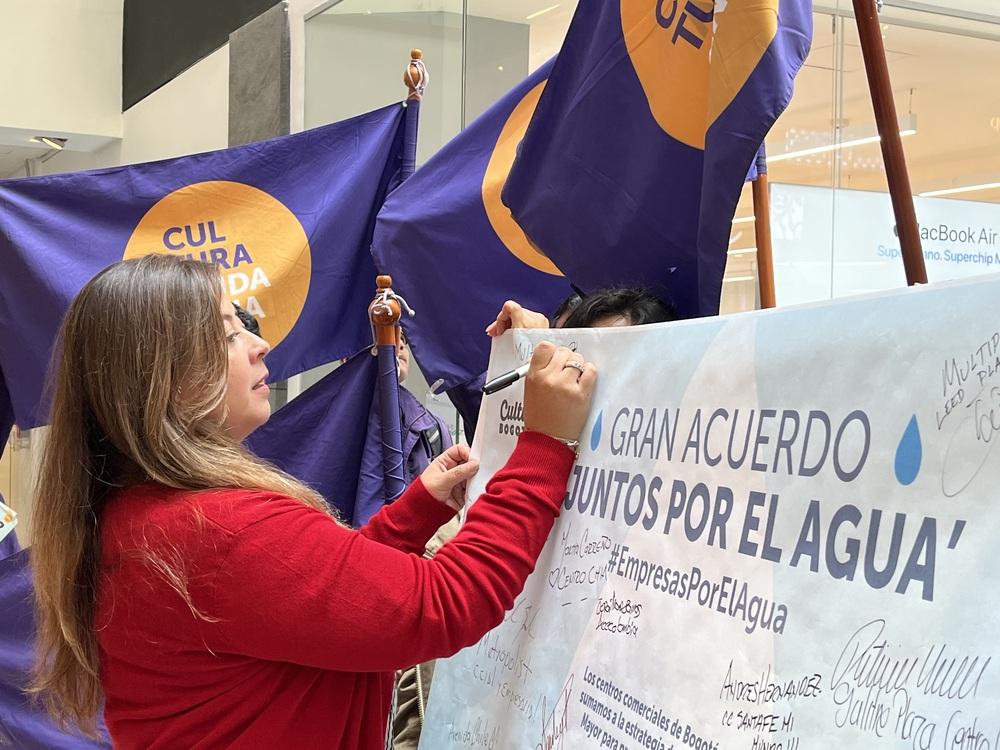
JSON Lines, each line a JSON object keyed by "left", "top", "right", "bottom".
{"left": 304, "top": 10, "right": 529, "bottom": 162}
{"left": 305, "top": 12, "right": 463, "bottom": 164}
{"left": 119, "top": 46, "right": 230, "bottom": 165}
{"left": 38, "top": 46, "right": 231, "bottom": 176}
{"left": 2, "top": 0, "right": 228, "bottom": 178}
{"left": 0, "top": 0, "right": 122, "bottom": 144}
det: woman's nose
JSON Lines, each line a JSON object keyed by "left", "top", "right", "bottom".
{"left": 250, "top": 333, "right": 270, "bottom": 360}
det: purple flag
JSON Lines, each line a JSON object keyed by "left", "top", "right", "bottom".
{"left": 372, "top": 62, "right": 574, "bottom": 420}
{"left": 246, "top": 350, "right": 453, "bottom": 528}
{"left": 353, "top": 384, "right": 453, "bottom": 528}
{"left": 0, "top": 104, "right": 409, "bottom": 428}
{"left": 0, "top": 549, "right": 111, "bottom": 748}
{"left": 246, "top": 351, "right": 378, "bottom": 523}
{"left": 375, "top": 344, "right": 406, "bottom": 505}
{"left": 502, "top": 0, "right": 811, "bottom": 316}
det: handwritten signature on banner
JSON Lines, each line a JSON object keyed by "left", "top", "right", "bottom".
{"left": 513, "top": 334, "right": 578, "bottom": 366}
{"left": 830, "top": 619, "right": 996, "bottom": 748}
{"left": 548, "top": 521, "right": 611, "bottom": 597}
{"left": 937, "top": 330, "right": 1000, "bottom": 431}
{"left": 935, "top": 330, "right": 1000, "bottom": 496}
{"left": 537, "top": 673, "right": 574, "bottom": 750}
{"left": 939, "top": 398, "right": 999, "bottom": 498}
{"left": 719, "top": 658, "right": 820, "bottom": 745}
{"left": 463, "top": 598, "right": 547, "bottom": 729}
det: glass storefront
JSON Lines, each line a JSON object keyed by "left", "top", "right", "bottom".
{"left": 303, "top": 0, "right": 1000, "bottom": 312}
{"left": 749, "top": 2, "right": 1000, "bottom": 308}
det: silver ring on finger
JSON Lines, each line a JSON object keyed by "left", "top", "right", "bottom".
{"left": 562, "top": 360, "right": 585, "bottom": 374}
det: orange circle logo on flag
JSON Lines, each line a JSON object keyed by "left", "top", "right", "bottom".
{"left": 124, "top": 181, "right": 311, "bottom": 347}
{"left": 482, "top": 81, "right": 564, "bottom": 277}
{"left": 621, "top": 0, "right": 778, "bottom": 149}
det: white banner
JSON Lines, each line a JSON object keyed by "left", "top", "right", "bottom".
{"left": 771, "top": 183, "right": 1000, "bottom": 305}
{"left": 421, "top": 275, "right": 1000, "bottom": 750}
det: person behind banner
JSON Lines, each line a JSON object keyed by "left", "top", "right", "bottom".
{"left": 232, "top": 302, "right": 260, "bottom": 337}
{"left": 453, "top": 287, "right": 675, "bottom": 441}
{"left": 550, "top": 292, "right": 582, "bottom": 327}
{"left": 28, "top": 254, "right": 597, "bottom": 749}
{"left": 486, "top": 286, "right": 677, "bottom": 337}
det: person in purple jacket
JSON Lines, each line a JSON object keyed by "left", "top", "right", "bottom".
{"left": 396, "top": 331, "right": 453, "bottom": 483}
{"left": 353, "top": 331, "right": 454, "bottom": 530}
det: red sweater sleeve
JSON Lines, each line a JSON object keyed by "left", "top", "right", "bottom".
{"left": 357, "top": 478, "right": 454, "bottom": 555}
{"left": 204, "top": 431, "right": 574, "bottom": 672}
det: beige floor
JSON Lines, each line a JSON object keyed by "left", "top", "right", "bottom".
{"left": 1, "top": 430, "right": 42, "bottom": 544}
{"left": 0, "top": 439, "right": 11, "bottom": 505}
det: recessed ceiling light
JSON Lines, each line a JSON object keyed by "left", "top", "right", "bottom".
{"left": 767, "top": 129, "right": 916, "bottom": 163}
{"left": 31, "top": 136, "right": 67, "bottom": 150}
{"left": 527, "top": 4, "right": 561, "bottom": 21}
{"left": 919, "top": 181, "right": 1000, "bottom": 198}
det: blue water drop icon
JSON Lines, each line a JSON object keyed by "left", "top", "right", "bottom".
{"left": 590, "top": 410, "right": 603, "bottom": 452}
{"left": 894, "top": 415, "right": 922, "bottom": 486}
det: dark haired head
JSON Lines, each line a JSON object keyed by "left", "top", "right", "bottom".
{"left": 233, "top": 303, "right": 260, "bottom": 336}
{"left": 562, "top": 287, "right": 677, "bottom": 329}
{"left": 550, "top": 293, "right": 583, "bottom": 327}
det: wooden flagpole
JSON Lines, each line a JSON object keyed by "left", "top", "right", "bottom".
{"left": 752, "top": 173, "right": 777, "bottom": 309}
{"left": 369, "top": 274, "right": 406, "bottom": 502}
{"left": 365, "top": 50, "right": 429, "bottom": 503}
{"left": 852, "top": 0, "right": 927, "bottom": 286}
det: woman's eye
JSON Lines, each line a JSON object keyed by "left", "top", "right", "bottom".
{"left": 226, "top": 331, "right": 240, "bottom": 343}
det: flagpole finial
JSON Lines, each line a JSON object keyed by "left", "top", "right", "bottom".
{"left": 369, "top": 275, "right": 403, "bottom": 351}
{"left": 405, "top": 49, "right": 428, "bottom": 101}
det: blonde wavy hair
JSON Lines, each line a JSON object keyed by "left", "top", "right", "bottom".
{"left": 30, "top": 255, "right": 330, "bottom": 733}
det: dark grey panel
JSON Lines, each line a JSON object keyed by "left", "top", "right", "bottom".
{"left": 229, "top": 2, "right": 290, "bottom": 146}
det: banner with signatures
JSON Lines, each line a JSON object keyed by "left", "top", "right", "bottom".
{"left": 420, "top": 274, "right": 1000, "bottom": 750}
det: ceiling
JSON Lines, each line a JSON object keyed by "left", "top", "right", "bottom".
{"left": 0, "top": 143, "right": 49, "bottom": 179}
{"left": 0, "top": 126, "right": 121, "bottom": 180}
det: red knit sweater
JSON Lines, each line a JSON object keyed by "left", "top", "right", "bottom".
{"left": 96, "top": 432, "right": 573, "bottom": 749}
